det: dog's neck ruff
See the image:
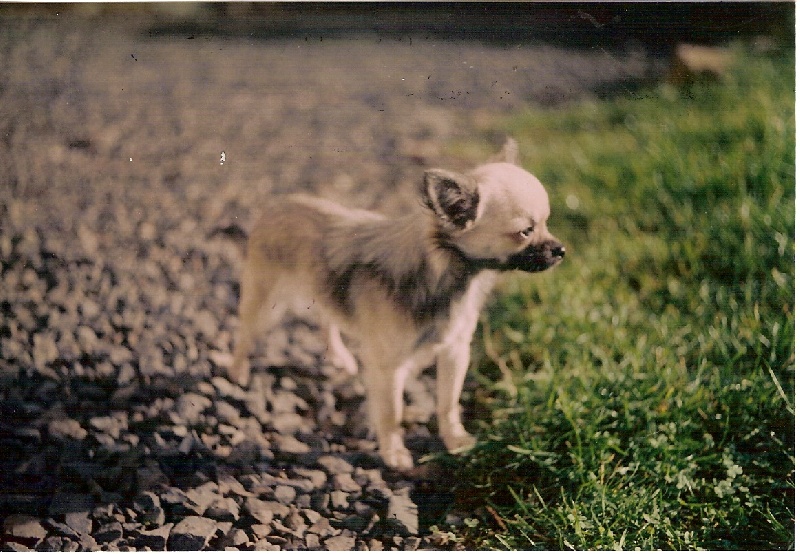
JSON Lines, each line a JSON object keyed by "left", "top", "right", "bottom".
{"left": 433, "top": 232, "right": 506, "bottom": 273}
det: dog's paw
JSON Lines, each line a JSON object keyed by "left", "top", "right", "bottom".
{"left": 227, "top": 360, "right": 251, "bottom": 388}
{"left": 382, "top": 445, "right": 414, "bottom": 470}
{"left": 441, "top": 428, "right": 477, "bottom": 453}
{"left": 379, "top": 434, "right": 414, "bottom": 470}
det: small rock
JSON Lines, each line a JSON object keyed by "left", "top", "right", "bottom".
{"left": 160, "top": 487, "right": 202, "bottom": 517}
{"left": 133, "top": 491, "right": 165, "bottom": 526}
{"left": 168, "top": 516, "right": 218, "bottom": 551}
{"left": 64, "top": 511, "right": 92, "bottom": 536}
{"left": 242, "top": 497, "right": 275, "bottom": 524}
{"left": 39, "top": 536, "right": 66, "bottom": 551}
{"left": 223, "top": 528, "right": 250, "bottom": 548}
{"left": 305, "top": 533, "right": 321, "bottom": 549}
{"left": 93, "top": 521, "right": 123, "bottom": 543}
{"left": 292, "top": 468, "right": 327, "bottom": 489}
{"left": 387, "top": 488, "right": 418, "bottom": 535}
{"left": 33, "top": 332, "right": 59, "bottom": 370}
{"left": 174, "top": 392, "right": 212, "bottom": 424}
{"left": 308, "top": 516, "right": 334, "bottom": 538}
{"left": 205, "top": 496, "right": 240, "bottom": 522}
{"left": 42, "top": 519, "right": 80, "bottom": 541}
{"left": 330, "top": 490, "right": 350, "bottom": 510}
{"left": 249, "top": 523, "right": 272, "bottom": 539}
{"left": 214, "top": 401, "right": 241, "bottom": 425}
{"left": 185, "top": 482, "right": 219, "bottom": 515}
{"left": 272, "top": 434, "right": 311, "bottom": 455}
{"left": 77, "top": 533, "right": 98, "bottom": 551}
{"left": 317, "top": 454, "right": 354, "bottom": 475}
{"left": 273, "top": 484, "right": 297, "bottom": 505}
{"left": 47, "top": 418, "right": 88, "bottom": 442}
{"left": 3, "top": 541, "right": 32, "bottom": 551}
{"left": 325, "top": 534, "right": 356, "bottom": 551}
{"left": 283, "top": 507, "right": 307, "bottom": 535}
{"left": 133, "top": 524, "right": 173, "bottom": 550}
{"left": 253, "top": 538, "right": 281, "bottom": 551}
{"left": 332, "top": 473, "right": 362, "bottom": 493}
{"left": 3, "top": 515, "right": 47, "bottom": 543}
{"left": 136, "top": 460, "right": 170, "bottom": 491}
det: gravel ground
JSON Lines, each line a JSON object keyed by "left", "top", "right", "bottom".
{"left": 1, "top": 11, "right": 663, "bottom": 551}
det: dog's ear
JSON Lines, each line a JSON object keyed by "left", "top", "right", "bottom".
{"left": 488, "top": 137, "right": 520, "bottom": 165}
{"left": 421, "top": 169, "right": 480, "bottom": 229}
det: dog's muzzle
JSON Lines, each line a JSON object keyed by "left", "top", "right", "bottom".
{"left": 464, "top": 239, "right": 565, "bottom": 273}
{"left": 503, "top": 239, "right": 566, "bottom": 272}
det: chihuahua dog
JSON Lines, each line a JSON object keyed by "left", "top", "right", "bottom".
{"left": 222, "top": 139, "right": 564, "bottom": 469}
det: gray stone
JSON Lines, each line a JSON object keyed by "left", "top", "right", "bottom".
{"left": 64, "top": 511, "right": 92, "bottom": 536}
{"left": 47, "top": 418, "right": 88, "bottom": 442}
{"left": 2, "top": 541, "right": 32, "bottom": 551}
{"left": 242, "top": 497, "right": 275, "bottom": 524}
{"left": 3, "top": 515, "right": 47, "bottom": 542}
{"left": 184, "top": 482, "right": 219, "bottom": 515}
{"left": 330, "top": 490, "right": 351, "bottom": 510}
{"left": 204, "top": 496, "right": 240, "bottom": 522}
{"left": 174, "top": 392, "right": 212, "bottom": 424}
{"left": 214, "top": 400, "right": 241, "bottom": 425}
{"left": 325, "top": 534, "right": 356, "bottom": 551}
{"left": 332, "top": 473, "right": 362, "bottom": 493}
{"left": 305, "top": 533, "right": 321, "bottom": 549}
{"left": 253, "top": 538, "right": 281, "bottom": 551}
{"left": 308, "top": 516, "right": 334, "bottom": 538}
{"left": 42, "top": 519, "right": 80, "bottom": 541}
{"left": 223, "top": 528, "right": 250, "bottom": 547}
{"left": 77, "top": 533, "right": 99, "bottom": 551}
{"left": 387, "top": 488, "right": 418, "bottom": 535}
{"left": 133, "top": 491, "right": 166, "bottom": 526}
{"left": 168, "top": 516, "right": 218, "bottom": 551}
{"left": 317, "top": 454, "right": 354, "bottom": 475}
{"left": 273, "top": 484, "right": 297, "bottom": 504}
{"left": 272, "top": 433, "right": 311, "bottom": 454}
{"left": 292, "top": 468, "right": 328, "bottom": 489}
{"left": 133, "top": 523, "right": 173, "bottom": 550}
{"left": 39, "top": 536, "right": 67, "bottom": 551}
{"left": 93, "top": 521, "right": 123, "bottom": 543}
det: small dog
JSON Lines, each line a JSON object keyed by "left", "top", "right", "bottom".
{"left": 223, "top": 139, "right": 564, "bottom": 468}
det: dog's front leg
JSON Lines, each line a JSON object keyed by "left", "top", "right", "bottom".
{"left": 436, "top": 339, "right": 477, "bottom": 453}
{"left": 360, "top": 353, "right": 414, "bottom": 469}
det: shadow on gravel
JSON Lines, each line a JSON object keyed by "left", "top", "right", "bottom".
{"left": 1, "top": 349, "right": 459, "bottom": 550}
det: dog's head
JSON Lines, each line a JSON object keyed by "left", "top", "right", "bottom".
{"left": 422, "top": 139, "right": 565, "bottom": 273}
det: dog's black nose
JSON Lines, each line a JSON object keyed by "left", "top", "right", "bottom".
{"left": 552, "top": 244, "right": 566, "bottom": 259}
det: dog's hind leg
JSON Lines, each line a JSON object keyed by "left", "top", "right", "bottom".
{"left": 360, "top": 349, "right": 415, "bottom": 469}
{"left": 230, "top": 265, "right": 271, "bottom": 386}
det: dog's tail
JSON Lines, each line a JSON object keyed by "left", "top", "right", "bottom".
{"left": 208, "top": 223, "right": 249, "bottom": 255}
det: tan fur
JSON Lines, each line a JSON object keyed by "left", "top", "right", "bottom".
{"left": 225, "top": 139, "right": 564, "bottom": 469}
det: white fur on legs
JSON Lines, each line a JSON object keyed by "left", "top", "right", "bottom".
{"left": 436, "top": 338, "right": 477, "bottom": 453}
{"left": 360, "top": 352, "right": 415, "bottom": 469}
{"left": 325, "top": 324, "right": 359, "bottom": 375}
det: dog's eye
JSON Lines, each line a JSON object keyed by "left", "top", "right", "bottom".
{"left": 518, "top": 226, "right": 534, "bottom": 238}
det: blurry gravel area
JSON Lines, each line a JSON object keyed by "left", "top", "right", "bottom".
{"left": 1, "top": 11, "right": 662, "bottom": 551}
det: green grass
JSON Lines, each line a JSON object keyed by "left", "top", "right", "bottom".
{"left": 440, "top": 47, "right": 795, "bottom": 550}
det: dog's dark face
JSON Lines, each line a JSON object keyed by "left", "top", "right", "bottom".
{"left": 423, "top": 162, "right": 565, "bottom": 273}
